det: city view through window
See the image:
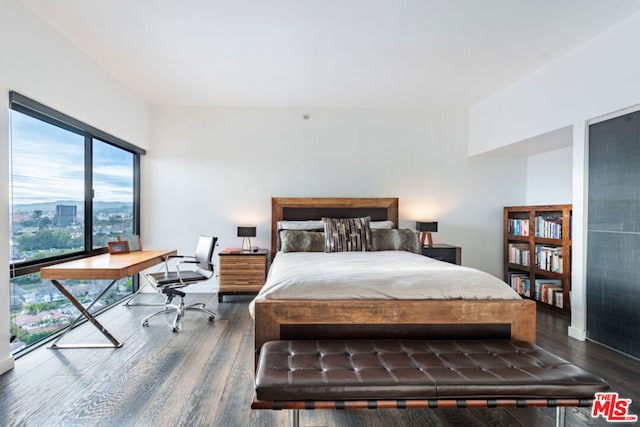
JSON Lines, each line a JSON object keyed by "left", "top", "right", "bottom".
{"left": 9, "top": 110, "right": 136, "bottom": 354}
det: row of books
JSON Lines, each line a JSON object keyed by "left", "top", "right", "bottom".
{"left": 506, "top": 272, "right": 564, "bottom": 308}
{"left": 538, "top": 281, "right": 564, "bottom": 308}
{"left": 508, "top": 214, "right": 571, "bottom": 240}
{"left": 507, "top": 243, "right": 530, "bottom": 266}
{"left": 507, "top": 272, "right": 529, "bottom": 295}
{"left": 507, "top": 218, "right": 530, "bottom": 236}
{"left": 536, "top": 245, "right": 563, "bottom": 273}
{"left": 534, "top": 215, "right": 562, "bottom": 239}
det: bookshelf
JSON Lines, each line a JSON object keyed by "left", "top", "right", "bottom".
{"left": 504, "top": 204, "right": 572, "bottom": 314}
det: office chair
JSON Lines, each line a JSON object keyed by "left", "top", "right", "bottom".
{"left": 142, "top": 235, "right": 218, "bottom": 332}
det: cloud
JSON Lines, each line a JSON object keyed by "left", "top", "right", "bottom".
{"left": 10, "top": 111, "right": 133, "bottom": 205}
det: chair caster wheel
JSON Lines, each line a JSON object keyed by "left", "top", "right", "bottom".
{"left": 172, "top": 326, "right": 179, "bottom": 333}
{"left": 142, "top": 321, "right": 148, "bottom": 327}
{"left": 208, "top": 316, "right": 214, "bottom": 322}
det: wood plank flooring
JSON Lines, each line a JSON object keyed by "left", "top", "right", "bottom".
{"left": 0, "top": 294, "right": 638, "bottom": 426}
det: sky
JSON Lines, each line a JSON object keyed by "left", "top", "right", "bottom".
{"left": 10, "top": 110, "right": 133, "bottom": 206}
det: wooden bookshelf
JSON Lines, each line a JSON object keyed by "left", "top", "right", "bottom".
{"left": 504, "top": 204, "right": 572, "bottom": 314}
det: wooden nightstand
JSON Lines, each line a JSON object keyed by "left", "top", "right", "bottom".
{"left": 421, "top": 244, "right": 461, "bottom": 265}
{"left": 218, "top": 249, "right": 268, "bottom": 302}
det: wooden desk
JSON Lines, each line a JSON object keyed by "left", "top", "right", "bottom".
{"left": 41, "top": 249, "right": 176, "bottom": 349}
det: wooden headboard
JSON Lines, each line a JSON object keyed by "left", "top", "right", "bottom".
{"left": 271, "top": 197, "right": 399, "bottom": 259}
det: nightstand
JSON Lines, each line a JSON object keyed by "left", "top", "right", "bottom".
{"left": 218, "top": 249, "right": 268, "bottom": 302}
{"left": 421, "top": 244, "right": 461, "bottom": 265}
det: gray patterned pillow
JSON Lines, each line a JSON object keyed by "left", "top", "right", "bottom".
{"left": 322, "top": 216, "right": 372, "bottom": 252}
{"left": 280, "top": 230, "right": 325, "bottom": 252}
{"left": 372, "top": 229, "right": 420, "bottom": 253}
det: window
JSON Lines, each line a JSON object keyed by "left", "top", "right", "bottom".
{"left": 8, "top": 92, "right": 144, "bottom": 355}
{"left": 92, "top": 139, "right": 135, "bottom": 249}
{"left": 10, "top": 110, "right": 86, "bottom": 262}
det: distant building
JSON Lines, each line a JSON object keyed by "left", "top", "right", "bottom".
{"left": 12, "top": 210, "right": 27, "bottom": 223}
{"left": 55, "top": 204, "right": 77, "bottom": 226}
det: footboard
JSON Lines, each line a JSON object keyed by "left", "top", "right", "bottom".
{"left": 254, "top": 299, "right": 537, "bottom": 354}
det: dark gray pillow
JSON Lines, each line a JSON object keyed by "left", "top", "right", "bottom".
{"left": 280, "top": 230, "right": 325, "bottom": 252}
{"left": 322, "top": 216, "right": 372, "bottom": 252}
{"left": 372, "top": 229, "right": 420, "bottom": 253}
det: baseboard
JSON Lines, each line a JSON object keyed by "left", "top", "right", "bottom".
{"left": 568, "top": 326, "right": 586, "bottom": 341}
{"left": 0, "top": 355, "right": 15, "bottom": 375}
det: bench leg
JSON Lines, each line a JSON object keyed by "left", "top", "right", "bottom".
{"left": 555, "top": 406, "right": 566, "bottom": 427}
{"left": 290, "top": 409, "right": 299, "bottom": 427}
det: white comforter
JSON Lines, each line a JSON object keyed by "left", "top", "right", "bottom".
{"left": 249, "top": 251, "right": 520, "bottom": 315}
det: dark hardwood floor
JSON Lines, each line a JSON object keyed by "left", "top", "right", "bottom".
{"left": 0, "top": 294, "right": 638, "bottom": 426}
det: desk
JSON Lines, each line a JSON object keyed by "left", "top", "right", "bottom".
{"left": 40, "top": 249, "right": 176, "bottom": 349}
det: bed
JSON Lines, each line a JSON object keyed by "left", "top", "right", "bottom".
{"left": 252, "top": 197, "right": 536, "bottom": 355}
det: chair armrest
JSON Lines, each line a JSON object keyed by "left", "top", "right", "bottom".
{"left": 161, "top": 254, "right": 196, "bottom": 275}
{"left": 175, "top": 259, "right": 215, "bottom": 283}
{"left": 164, "top": 254, "right": 196, "bottom": 260}
{"left": 176, "top": 259, "right": 214, "bottom": 270}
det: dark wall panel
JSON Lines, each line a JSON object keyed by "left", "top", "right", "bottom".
{"left": 587, "top": 110, "right": 640, "bottom": 358}
{"left": 588, "top": 112, "right": 640, "bottom": 232}
{"left": 587, "top": 231, "right": 640, "bottom": 356}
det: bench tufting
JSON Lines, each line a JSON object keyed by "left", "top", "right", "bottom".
{"left": 252, "top": 340, "right": 609, "bottom": 426}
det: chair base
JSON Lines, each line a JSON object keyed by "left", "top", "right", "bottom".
{"left": 142, "top": 298, "right": 215, "bottom": 332}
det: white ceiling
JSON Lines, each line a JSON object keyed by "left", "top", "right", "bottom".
{"left": 20, "top": 0, "right": 640, "bottom": 108}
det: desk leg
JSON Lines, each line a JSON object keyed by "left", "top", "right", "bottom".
{"left": 123, "top": 275, "right": 165, "bottom": 307}
{"left": 49, "top": 279, "right": 123, "bottom": 349}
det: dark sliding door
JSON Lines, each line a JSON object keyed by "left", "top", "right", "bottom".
{"left": 587, "top": 110, "right": 640, "bottom": 358}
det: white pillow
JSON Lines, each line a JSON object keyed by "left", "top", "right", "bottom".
{"left": 370, "top": 220, "right": 394, "bottom": 229}
{"left": 277, "top": 220, "right": 324, "bottom": 230}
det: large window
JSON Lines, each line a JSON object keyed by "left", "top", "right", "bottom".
{"left": 8, "top": 92, "right": 144, "bottom": 355}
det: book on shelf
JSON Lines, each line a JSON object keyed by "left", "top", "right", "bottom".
{"left": 533, "top": 279, "right": 562, "bottom": 306}
{"left": 554, "top": 290, "right": 564, "bottom": 308}
{"left": 508, "top": 218, "right": 530, "bottom": 236}
{"left": 508, "top": 243, "right": 530, "bottom": 266}
{"left": 535, "top": 245, "right": 563, "bottom": 273}
{"left": 535, "top": 215, "right": 563, "bottom": 239}
{"left": 507, "top": 271, "right": 529, "bottom": 296}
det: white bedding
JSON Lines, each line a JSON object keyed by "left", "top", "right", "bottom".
{"left": 249, "top": 251, "right": 520, "bottom": 316}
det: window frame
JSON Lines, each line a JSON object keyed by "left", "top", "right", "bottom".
{"left": 9, "top": 91, "right": 145, "bottom": 277}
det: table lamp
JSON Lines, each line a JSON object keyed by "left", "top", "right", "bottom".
{"left": 238, "top": 226, "right": 256, "bottom": 252}
{"left": 416, "top": 221, "right": 438, "bottom": 247}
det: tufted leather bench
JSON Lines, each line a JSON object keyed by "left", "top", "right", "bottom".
{"left": 252, "top": 340, "right": 609, "bottom": 426}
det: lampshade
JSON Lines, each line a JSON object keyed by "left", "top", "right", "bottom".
{"left": 416, "top": 221, "right": 438, "bottom": 232}
{"left": 237, "top": 226, "right": 257, "bottom": 237}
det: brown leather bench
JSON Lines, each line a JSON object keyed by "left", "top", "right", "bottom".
{"left": 252, "top": 340, "right": 609, "bottom": 426}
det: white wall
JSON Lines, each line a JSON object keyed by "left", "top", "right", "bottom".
{"left": 144, "top": 106, "right": 526, "bottom": 290}
{"left": 0, "top": 1, "right": 150, "bottom": 374}
{"left": 468, "top": 10, "right": 640, "bottom": 339}
{"left": 0, "top": 1, "right": 150, "bottom": 147}
{"left": 526, "top": 147, "right": 572, "bottom": 205}
{"left": 469, "top": 10, "right": 640, "bottom": 157}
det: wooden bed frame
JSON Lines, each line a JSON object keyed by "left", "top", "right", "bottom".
{"left": 255, "top": 197, "right": 536, "bottom": 353}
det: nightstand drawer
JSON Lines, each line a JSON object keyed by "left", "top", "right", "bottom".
{"left": 421, "top": 244, "right": 461, "bottom": 265}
